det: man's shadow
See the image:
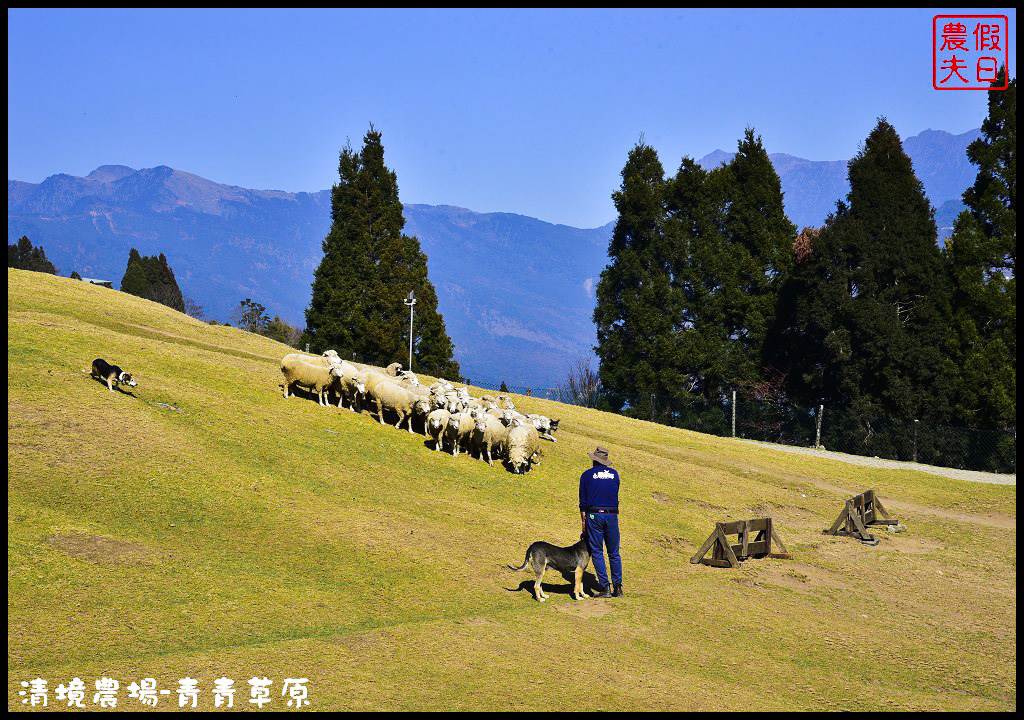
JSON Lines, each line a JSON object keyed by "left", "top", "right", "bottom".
{"left": 88, "top": 375, "right": 137, "bottom": 397}
{"left": 505, "top": 569, "right": 602, "bottom": 600}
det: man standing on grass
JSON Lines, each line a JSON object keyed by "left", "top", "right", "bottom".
{"left": 579, "top": 446, "right": 623, "bottom": 598}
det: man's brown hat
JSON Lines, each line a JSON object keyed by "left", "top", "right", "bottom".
{"left": 588, "top": 446, "right": 610, "bottom": 464}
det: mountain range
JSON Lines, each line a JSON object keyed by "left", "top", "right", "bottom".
{"left": 8, "top": 128, "right": 980, "bottom": 387}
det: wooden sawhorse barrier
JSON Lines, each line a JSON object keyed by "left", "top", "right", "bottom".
{"left": 823, "top": 489, "right": 898, "bottom": 546}
{"left": 689, "top": 518, "right": 791, "bottom": 568}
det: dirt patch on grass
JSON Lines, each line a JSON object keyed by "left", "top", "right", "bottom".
{"left": 45, "top": 533, "right": 162, "bottom": 565}
{"left": 757, "top": 561, "right": 847, "bottom": 593}
{"left": 651, "top": 491, "right": 671, "bottom": 503}
{"left": 555, "top": 600, "right": 614, "bottom": 618}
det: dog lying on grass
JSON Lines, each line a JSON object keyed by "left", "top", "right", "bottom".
{"left": 87, "top": 358, "right": 138, "bottom": 393}
{"left": 508, "top": 533, "right": 591, "bottom": 601}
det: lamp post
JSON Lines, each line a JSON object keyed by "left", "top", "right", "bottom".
{"left": 403, "top": 290, "right": 417, "bottom": 371}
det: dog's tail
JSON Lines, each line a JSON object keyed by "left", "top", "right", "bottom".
{"left": 507, "top": 551, "right": 530, "bottom": 572}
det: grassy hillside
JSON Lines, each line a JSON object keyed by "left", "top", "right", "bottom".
{"left": 7, "top": 268, "right": 1016, "bottom": 711}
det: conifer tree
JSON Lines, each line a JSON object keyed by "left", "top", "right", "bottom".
{"left": 119, "top": 248, "right": 185, "bottom": 312}
{"left": 720, "top": 128, "right": 796, "bottom": 386}
{"left": 661, "top": 156, "right": 731, "bottom": 401}
{"left": 945, "top": 69, "right": 1015, "bottom": 428}
{"left": 8, "top": 236, "right": 57, "bottom": 274}
{"left": 305, "top": 127, "right": 459, "bottom": 377}
{"left": 593, "top": 139, "right": 672, "bottom": 414}
{"left": 781, "top": 119, "right": 952, "bottom": 420}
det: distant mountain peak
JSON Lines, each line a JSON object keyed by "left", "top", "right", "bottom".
{"left": 86, "top": 165, "right": 137, "bottom": 182}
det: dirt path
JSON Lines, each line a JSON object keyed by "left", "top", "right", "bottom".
{"left": 737, "top": 439, "right": 1016, "bottom": 486}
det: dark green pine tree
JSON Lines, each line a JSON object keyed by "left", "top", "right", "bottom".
{"left": 120, "top": 249, "right": 151, "bottom": 297}
{"left": 119, "top": 248, "right": 185, "bottom": 312}
{"left": 944, "top": 68, "right": 1015, "bottom": 429}
{"left": 783, "top": 119, "right": 952, "bottom": 421}
{"left": 662, "top": 156, "right": 732, "bottom": 401}
{"left": 305, "top": 127, "right": 459, "bottom": 378}
{"left": 593, "top": 139, "right": 675, "bottom": 415}
{"left": 8, "top": 236, "right": 57, "bottom": 274}
{"left": 720, "top": 128, "right": 797, "bottom": 386}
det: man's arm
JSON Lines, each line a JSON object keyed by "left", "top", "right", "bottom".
{"left": 579, "top": 471, "right": 588, "bottom": 533}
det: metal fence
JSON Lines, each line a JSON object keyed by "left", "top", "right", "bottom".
{"left": 467, "top": 378, "right": 1015, "bottom": 474}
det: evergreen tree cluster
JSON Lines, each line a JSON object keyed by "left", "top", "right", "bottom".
{"left": 305, "top": 127, "right": 460, "bottom": 378}
{"left": 595, "top": 74, "right": 1015, "bottom": 449}
{"left": 120, "top": 248, "right": 185, "bottom": 312}
{"left": 8, "top": 236, "right": 57, "bottom": 274}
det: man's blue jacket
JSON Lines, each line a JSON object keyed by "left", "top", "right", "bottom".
{"left": 579, "top": 463, "right": 620, "bottom": 511}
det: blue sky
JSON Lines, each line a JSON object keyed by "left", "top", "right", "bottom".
{"left": 7, "top": 8, "right": 1017, "bottom": 228}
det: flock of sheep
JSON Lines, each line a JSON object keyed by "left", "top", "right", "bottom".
{"left": 280, "top": 350, "right": 560, "bottom": 473}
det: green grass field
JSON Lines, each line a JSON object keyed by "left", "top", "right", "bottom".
{"left": 8, "top": 268, "right": 1016, "bottom": 711}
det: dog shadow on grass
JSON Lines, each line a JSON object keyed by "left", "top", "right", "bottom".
{"left": 505, "top": 569, "right": 603, "bottom": 600}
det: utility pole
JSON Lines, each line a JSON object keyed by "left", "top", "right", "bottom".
{"left": 731, "top": 390, "right": 737, "bottom": 438}
{"left": 403, "top": 290, "right": 417, "bottom": 371}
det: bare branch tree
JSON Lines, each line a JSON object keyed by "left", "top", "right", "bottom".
{"left": 566, "top": 357, "right": 601, "bottom": 408}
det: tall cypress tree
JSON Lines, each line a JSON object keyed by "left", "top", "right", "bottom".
{"left": 305, "top": 127, "right": 459, "bottom": 378}
{"left": 662, "top": 156, "right": 731, "bottom": 401}
{"left": 721, "top": 128, "right": 796, "bottom": 386}
{"left": 944, "top": 68, "right": 1015, "bottom": 428}
{"left": 119, "top": 248, "right": 185, "bottom": 312}
{"left": 782, "top": 119, "right": 952, "bottom": 420}
{"left": 593, "top": 139, "right": 672, "bottom": 414}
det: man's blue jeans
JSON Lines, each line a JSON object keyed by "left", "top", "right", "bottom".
{"left": 585, "top": 513, "right": 622, "bottom": 588}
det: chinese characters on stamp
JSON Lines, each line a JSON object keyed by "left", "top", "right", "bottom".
{"left": 933, "top": 15, "right": 1010, "bottom": 90}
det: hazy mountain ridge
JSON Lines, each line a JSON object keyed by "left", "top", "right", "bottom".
{"left": 7, "top": 127, "right": 979, "bottom": 386}
{"left": 698, "top": 127, "right": 981, "bottom": 232}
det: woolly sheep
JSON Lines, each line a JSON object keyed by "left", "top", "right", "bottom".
{"left": 333, "top": 361, "right": 367, "bottom": 412}
{"left": 443, "top": 410, "right": 477, "bottom": 457}
{"left": 397, "top": 370, "right": 420, "bottom": 387}
{"left": 411, "top": 397, "right": 434, "bottom": 434}
{"left": 472, "top": 413, "right": 510, "bottom": 467}
{"left": 507, "top": 420, "right": 542, "bottom": 473}
{"left": 281, "top": 356, "right": 344, "bottom": 406}
{"left": 426, "top": 409, "right": 451, "bottom": 450}
{"left": 385, "top": 362, "right": 403, "bottom": 377}
{"left": 369, "top": 380, "right": 418, "bottom": 432}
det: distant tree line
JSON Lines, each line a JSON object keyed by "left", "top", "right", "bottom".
{"left": 8, "top": 236, "right": 57, "bottom": 274}
{"left": 594, "top": 71, "right": 1015, "bottom": 456}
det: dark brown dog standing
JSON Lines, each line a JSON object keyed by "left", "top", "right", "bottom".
{"left": 508, "top": 533, "right": 591, "bottom": 601}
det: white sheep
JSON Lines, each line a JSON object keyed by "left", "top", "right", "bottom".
{"left": 334, "top": 362, "right": 367, "bottom": 412}
{"left": 411, "top": 397, "right": 434, "bottom": 435}
{"left": 281, "top": 356, "right": 344, "bottom": 406}
{"left": 443, "top": 410, "right": 477, "bottom": 457}
{"left": 369, "top": 380, "right": 418, "bottom": 432}
{"left": 385, "top": 362, "right": 403, "bottom": 377}
{"left": 472, "top": 413, "right": 510, "bottom": 467}
{"left": 426, "top": 409, "right": 451, "bottom": 450}
{"left": 507, "top": 420, "right": 542, "bottom": 473}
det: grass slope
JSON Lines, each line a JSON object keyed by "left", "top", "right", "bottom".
{"left": 7, "top": 269, "right": 1016, "bottom": 711}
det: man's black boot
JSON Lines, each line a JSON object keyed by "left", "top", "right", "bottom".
{"left": 612, "top": 585, "right": 624, "bottom": 597}
{"left": 593, "top": 585, "right": 613, "bottom": 598}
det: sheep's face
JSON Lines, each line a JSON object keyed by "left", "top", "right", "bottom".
{"left": 474, "top": 417, "right": 489, "bottom": 433}
{"left": 330, "top": 366, "right": 345, "bottom": 379}
{"left": 414, "top": 399, "right": 432, "bottom": 416}
{"left": 509, "top": 417, "right": 523, "bottom": 428}
{"left": 354, "top": 380, "right": 366, "bottom": 394}
{"left": 447, "top": 416, "right": 460, "bottom": 431}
